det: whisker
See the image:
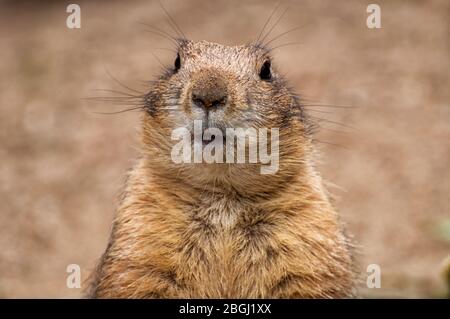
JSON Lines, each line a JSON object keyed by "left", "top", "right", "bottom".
{"left": 319, "top": 127, "right": 351, "bottom": 135}
{"left": 158, "top": 0, "right": 187, "bottom": 40}
{"left": 308, "top": 115, "right": 355, "bottom": 130}
{"left": 83, "top": 95, "right": 143, "bottom": 101}
{"left": 298, "top": 96, "right": 360, "bottom": 110}
{"left": 259, "top": 8, "right": 288, "bottom": 45}
{"left": 313, "top": 139, "right": 349, "bottom": 150}
{"left": 264, "top": 23, "right": 310, "bottom": 47}
{"left": 151, "top": 51, "right": 167, "bottom": 69}
{"left": 138, "top": 22, "right": 177, "bottom": 41}
{"left": 304, "top": 108, "right": 334, "bottom": 114}
{"left": 143, "top": 29, "right": 180, "bottom": 46}
{"left": 255, "top": 2, "right": 282, "bottom": 44}
{"left": 86, "top": 98, "right": 143, "bottom": 103}
{"left": 302, "top": 103, "right": 358, "bottom": 109}
{"left": 83, "top": 96, "right": 144, "bottom": 106}
{"left": 104, "top": 68, "right": 144, "bottom": 95}
{"left": 269, "top": 41, "right": 303, "bottom": 51}
{"left": 91, "top": 89, "right": 144, "bottom": 98}
{"left": 154, "top": 47, "right": 177, "bottom": 53}
{"left": 92, "top": 106, "right": 145, "bottom": 115}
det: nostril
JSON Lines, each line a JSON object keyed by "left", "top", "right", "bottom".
{"left": 192, "top": 94, "right": 206, "bottom": 108}
{"left": 211, "top": 96, "right": 227, "bottom": 107}
{"left": 191, "top": 93, "right": 227, "bottom": 109}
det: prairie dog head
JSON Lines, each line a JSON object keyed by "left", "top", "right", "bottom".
{"left": 142, "top": 39, "right": 312, "bottom": 195}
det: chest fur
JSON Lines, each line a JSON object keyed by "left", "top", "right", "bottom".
{"left": 174, "top": 196, "right": 282, "bottom": 297}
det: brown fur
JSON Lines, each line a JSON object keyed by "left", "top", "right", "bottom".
{"left": 89, "top": 40, "right": 355, "bottom": 298}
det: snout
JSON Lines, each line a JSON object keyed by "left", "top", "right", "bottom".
{"left": 190, "top": 69, "right": 229, "bottom": 111}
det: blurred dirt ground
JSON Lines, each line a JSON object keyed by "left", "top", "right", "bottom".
{"left": 0, "top": 0, "right": 449, "bottom": 298}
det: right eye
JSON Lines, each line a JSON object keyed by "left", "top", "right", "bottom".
{"left": 174, "top": 53, "right": 181, "bottom": 72}
{"left": 259, "top": 60, "right": 272, "bottom": 81}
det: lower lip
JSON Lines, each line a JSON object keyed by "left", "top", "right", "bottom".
{"left": 190, "top": 133, "right": 226, "bottom": 145}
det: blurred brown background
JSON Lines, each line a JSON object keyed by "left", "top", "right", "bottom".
{"left": 0, "top": 0, "right": 449, "bottom": 298}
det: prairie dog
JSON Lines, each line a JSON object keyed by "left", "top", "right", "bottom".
{"left": 89, "top": 39, "right": 354, "bottom": 298}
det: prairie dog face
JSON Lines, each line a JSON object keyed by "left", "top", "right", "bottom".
{"left": 146, "top": 39, "right": 302, "bottom": 133}
{"left": 142, "top": 39, "right": 310, "bottom": 190}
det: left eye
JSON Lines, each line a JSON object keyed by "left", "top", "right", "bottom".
{"left": 174, "top": 53, "right": 181, "bottom": 72}
{"left": 259, "top": 60, "right": 272, "bottom": 81}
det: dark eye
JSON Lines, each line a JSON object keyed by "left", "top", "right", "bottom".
{"left": 259, "top": 60, "right": 272, "bottom": 81}
{"left": 174, "top": 53, "right": 181, "bottom": 72}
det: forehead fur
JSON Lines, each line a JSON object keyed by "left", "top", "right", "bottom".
{"left": 178, "top": 40, "right": 269, "bottom": 76}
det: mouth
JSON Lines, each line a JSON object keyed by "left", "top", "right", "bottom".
{"left": 188, "top": 115, "right": 229, "bottom": 145}
{"left": 190, "top": 131, "right": 227, "bottom": 146}
{"left": 205, "top": 133, "right": 227, "bottom": 145}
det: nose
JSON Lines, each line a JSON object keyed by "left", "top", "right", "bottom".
{"left": 192, "top": 92, "right": 227, "bottom": 109}
{"left": 191, "top": 71, "right": 228, "bottom": 110}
